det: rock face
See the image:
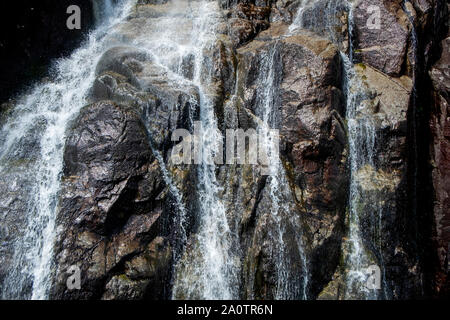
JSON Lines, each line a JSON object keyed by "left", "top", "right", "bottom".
{"left": 230, "top": 24, "right": 348, "bottom": 299}
{"left": 352, "top": 0, "right": 410, "bottom": 77}
{"left": 225, "top": 1, "right": 272, "bottom": 47}
{"left": 50, "top": 100, "right": 173, "bottom": 299}
{"left": 430, "top": 33, "right": 450, "bottom": 297}
{"left": 42, "top": 0, "right": 450, "bottom": 300}
{"left": 297, "top": 0, "right": 350, "bottom": 52}
{"left": 49, "top": 18, "right": 201, "bottom": 298}
{"left": 48, "top": 1, "right": 348, "bottom": 299}
{"left": 1, "top": 0, "right": 449, "bottom": 300}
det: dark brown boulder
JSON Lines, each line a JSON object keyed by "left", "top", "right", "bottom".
{"left": 50, "top": 101, "right": 171, "bottom": 299}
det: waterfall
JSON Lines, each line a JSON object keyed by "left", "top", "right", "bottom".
{"left": 289, "top": 0, "right": 389, "bottom": 299}
{"left": 0, "top": 0, "right": 414, "bottom": 301}
{"left": 125, "top": 0, "right": 239, "bottom": 299}
{"left": 189, "top": 3, "right": 238, "bottom": 299}
{"left": 340, "top": 1, "right": 386, "bottom": 300}
{"left": 289, "top": 0, "right": 345, "bottom": 48}
{"left": 92, "top": 0, "right": 116, "bottom": 25}
{"left": 255, "top": 43, "right": 309, "bottom": 300}
{"left": 168, "top": 1, "right": 240, "bottom": 300}
{"left": 138, "top": 0, "right": 308, "bottom": 299}
{"left": 0, "top": 0, "right": 134, "bottom": 300}
{"left": 289, "top": 0, "right": 316, "bottom": 32}
{"left": 340, "top": 53, "right": 380, "bottom": 300}
{"left": 292, "top": 0, "right": 383, "bottom": 299}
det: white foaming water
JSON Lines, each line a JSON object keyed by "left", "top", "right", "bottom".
{"left": 131, "top": 0, "right": 309, "bottom": 299}
{"left": 167, "top": 1, "right": 239, "bottom": 300}
{"left": 92, "top": 0, "right": 116, "bottom": 25}
{"left": 340, "top": 0, "right": 384, "bottom": 299}
{"left": 341, "top": 52, "right": 379, "bottom": 300}
{"left": 255, "top": 43, "right": 309, "bottom": 300}
{"left": 0, "top": 0, "right": 389, "bottom": 301}
{"left": 291, "top": 0, "right": 383, "bottom": 299}
{"left": 289, "top": 0, "right": 316, "bottom": 32}
{"left": 290, "top": 0, "right": 384, "bottom": 299}
{"left": 127, "top": 0, "right": 239, "bottom": 299}
{"left": 0, "top": 0, "right": 134, "bottom": 300}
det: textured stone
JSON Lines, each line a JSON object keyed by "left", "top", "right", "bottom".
{"left": 50, "top": 100, "right": 170, "bottom": 299}
{"left": 430, "top": 35, "right": 450, "bottom": 297}
{"left": 353, "top": 0, "right": 410, "bottom": 76}
{"left": 236, "top": 24, "right": 348, "bottom": 298}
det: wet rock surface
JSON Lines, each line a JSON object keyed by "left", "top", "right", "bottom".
{"left": 430, "top": 33, "right": 450, "bottom": 297}
{"left": 235, "top": 26, "right": 348, "bottom": 298}
{"left": 50, "top": 100, "right": 173, "bottom": 299}
{"left": 0, "top": 0, "right": 449, "bottom": 300}
{"left": 352, "top": 0, "right": 410, "bottom": 77}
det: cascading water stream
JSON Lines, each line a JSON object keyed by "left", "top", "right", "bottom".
{"left": 254, "top": 43, "right": 309, "bottom": 300}
{"left": 137, "top": 0, "right": 308, "bottom": 299}
{"left": 169, "top": 1, "right": 239, "bottom": 300}
{"left": 289, "top": 0, "right": 346, "bottom": 48}
{"left": 341, "top": 52, "right": 379, "bottom": 300}
{"left": 340, "top": 1, "right": 386, "bottom": 299}
{"left": 126, "top": 0, "right": 239, "bottom": 299}
{"left": 290, "top": 0, "right": 388, "bottom": 299}
{"left": 0, "top": 0, "right": 134, "bottom": 300}
{"left": 289, "top": 0, "right": 315, "bottom": 32}
{"left": 92, "top": 0, "right": 116, "bottom": 25}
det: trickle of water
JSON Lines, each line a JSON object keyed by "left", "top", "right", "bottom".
{"left": 289, "top": 0, "right": 316, "bottom": 32}
{"left": 290, "top": 0, "right": 386, "bottom": 299}
{"left": 0, "top": 0, "right": 134, "bottom": 300}
{"left": 142, "top": 106, "right": 189, "bottom": 263}
{"left": 341, "top": 52, "right": 379, "bottom": 300}
{"left": 340, "top": 0, "right": 387, "bottom": 300}
{"left": 252, "top": 42, "right": 309, "bottom": 300}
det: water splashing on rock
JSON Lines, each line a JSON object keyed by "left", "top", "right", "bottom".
{"left": 0, "top": 0, "right": 134, "bottom": 300}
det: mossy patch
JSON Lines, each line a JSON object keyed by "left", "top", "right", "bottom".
{"left": 118, "top": 274, "right": 132, "bottom": 282}
{"left": 355, "top": 62, "right": 366, "bottom": 70}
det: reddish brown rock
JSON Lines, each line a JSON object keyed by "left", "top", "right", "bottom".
{"left": 226, "top": 2, "right": 273, "bottom": 47}
{"left": 353, "top": 0, "right": 410, "bottom": 76}
{"left": 236, "top": 24, "right": 348, "bottom": 298}
{"left": 430, "top": 35, "right": 450, "bottom": 297}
